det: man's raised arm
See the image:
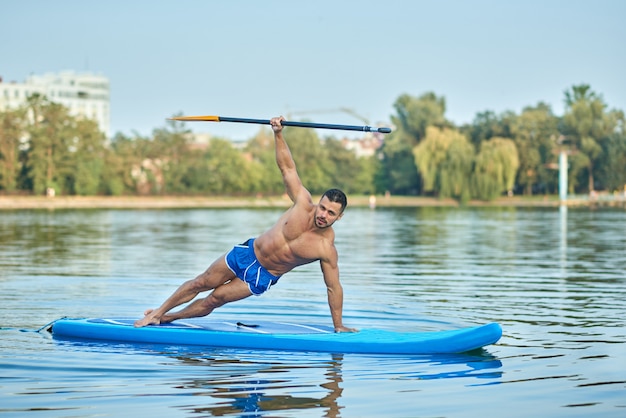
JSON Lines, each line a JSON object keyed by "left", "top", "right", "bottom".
{"left": 270, "top": 116, "right": 309, "bottom": 203}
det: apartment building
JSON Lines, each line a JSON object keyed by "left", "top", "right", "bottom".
{"left": 0, "top": 71, "right": 110, "bottom": 137}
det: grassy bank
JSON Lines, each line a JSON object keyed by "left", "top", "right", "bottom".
{"left": 2, "top": 194, "right": 618, "bottom": 210}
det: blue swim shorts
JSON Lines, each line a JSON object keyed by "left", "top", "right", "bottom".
{"left": 225, "top": 238, "right": 281, "bottom": 296}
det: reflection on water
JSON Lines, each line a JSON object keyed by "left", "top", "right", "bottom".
{"left": 560, "top": 205, "right": 568, "bottom": 275}
{"left": 1, "top": 207, "right": 625, "bottom": 417}
{"left": 47, "top": 338, "right": 503, "bottom": 418}
{"left": 173, "top": 353, "right": 346, "bottom": 417}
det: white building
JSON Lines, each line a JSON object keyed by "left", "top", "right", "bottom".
{"left": 0, "top": 71, "right": 110, "bottom": 137}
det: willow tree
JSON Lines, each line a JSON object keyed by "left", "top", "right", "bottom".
{"left": 472, "top": 138, "right": 519, "bottom": 200}
{"left": 377, "top": 92, "right": 449, "bottom": 195}
{"left": 438, "top": 135, "right": 475, "bottom": 202}
{"left": 413, "top": 127, "right": 474, "bottom": 202}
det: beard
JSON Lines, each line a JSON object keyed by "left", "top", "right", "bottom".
{"left": 315, "top": 216, "right": 330, "bottom": 228}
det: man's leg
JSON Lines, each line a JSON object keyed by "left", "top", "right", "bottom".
{"left": 134, "top": 255, "right": 236, "bottom": 327}
{"left": 158, "top": 277, "right": 252, "bottom": 323}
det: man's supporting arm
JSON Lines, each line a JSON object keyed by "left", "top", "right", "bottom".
{"left": 321, "top": 255, "right": 357, "bottom": 333}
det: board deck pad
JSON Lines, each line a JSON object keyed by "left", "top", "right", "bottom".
{"left": 50, "top": 317, "right": 502, "bottom": 354}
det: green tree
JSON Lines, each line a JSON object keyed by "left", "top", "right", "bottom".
{"left": 71, "top": 119, "right": 108, "bottom": 195}
{"left": 377, "top": 92, "right": 449, "bottom": 195}
{"left": 23, "top": 94, "right": 76, "bottom": 194}
{"left": 375, "top": 133, "right": 420, "bottom": 194}
{"left": 561, "top": 84, "right": 620, "bottom": 192}
{"left": 0, "top": 108, "right": 26, "bottom": 192}
{"left": 471, "top": 138, "right": 519, "bottom": 200}
{"left": 245, "top": 127, "right": 283, "bottom": 194}
{"left": 281, "top": 126, "right": 330, "bottom": 194}
{"left": 413, "top": 126, "right": 454, "bottom": 192}
{"left": 100, "top": 147, "right": 127, "bottom": 195}
{"left": 463, "top": 110, "right": 515, "bottom": 148}
{"left": 354, "top": 156, "right": 377, "bottom": 194}
{"left": 413, "top": 127, "right": 474, "bottom": 202}
{"left": 597, "top": 123, "right": 626, "bottom": 192}
{"left": 107, "top": 131, "right": 168, "bottom": 195}
{"left": 392, "top": 92, "right": 448, "bottom": 141}
{"left": 203, "top": 138, "right": 254, "bottom": 194}
{"left": 438, "top": 136, "right": 474, "bottom": 203}
{"left": 323, "top": 137, "right": 375, "bottom": 194}
{"left": 2, "top": 95, "right": 108, "bottom": 195}
{"left": 152, "top": 119, "right": 194, "bottom": 193}
{"left": 510, "top": 103, "right": 559, "bottom": 195}
{"left": 108, "top": 132, "right": 143, "bottom": 194}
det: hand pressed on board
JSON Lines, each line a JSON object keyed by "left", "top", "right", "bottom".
{"left": 335, "top": 325, "right": 358, "bottom": 333}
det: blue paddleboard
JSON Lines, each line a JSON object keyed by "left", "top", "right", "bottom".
{"left": 50, "top": 317, "right": 502, "bottom": 354}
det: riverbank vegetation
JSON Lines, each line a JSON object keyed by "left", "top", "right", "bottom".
{"left": 1, "top": 85, "right": 624, "bottom": 202}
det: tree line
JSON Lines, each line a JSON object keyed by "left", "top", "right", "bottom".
{"left": 0, "top": 85, "right": 624, "bottom": 201}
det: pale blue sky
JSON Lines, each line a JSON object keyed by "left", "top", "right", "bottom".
{"left": 2, "top": 0, "right": 624, "bottom": 140}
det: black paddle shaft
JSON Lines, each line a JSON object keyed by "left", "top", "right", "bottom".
{"left": 219, "top": 116, "right": 392, "bottom": 134}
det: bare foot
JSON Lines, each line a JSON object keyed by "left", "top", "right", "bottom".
{"left": 134, "top": 309, "right": 161, "bottom": 327}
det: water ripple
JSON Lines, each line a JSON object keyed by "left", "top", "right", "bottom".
{"left": 1, "top": 207, "right": 625, "bottom": 417}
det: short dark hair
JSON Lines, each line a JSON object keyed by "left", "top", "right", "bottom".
{"left": 322, "top": 188, "right": 347, "bottom": 212}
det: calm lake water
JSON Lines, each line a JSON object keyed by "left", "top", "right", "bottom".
{"left": 1, "top": 206, "right": 625, "bottom": 417}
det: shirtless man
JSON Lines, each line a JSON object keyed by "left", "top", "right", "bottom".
{"left": 134, "top": 116, "right": 357, "bottom": 333}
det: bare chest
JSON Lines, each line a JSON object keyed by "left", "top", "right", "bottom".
{"left": 285, "top": 232, "right": 327, "bottom": 262}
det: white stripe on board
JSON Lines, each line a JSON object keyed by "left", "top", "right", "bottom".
{"left": 276, "top": 322, "right": 333, "bottom": 333}
{"left": 102, "top": 319, "right": 130, "bottom": 326}
{"left": 175, "top": 321, "right": 205, "bottom": 329}
{"left": 108, "top": 318, "right": 204, "bottom": 329}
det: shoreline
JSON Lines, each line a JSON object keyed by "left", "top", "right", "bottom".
{"left": 0, "top": 195, "right": 623, "bottom": 210}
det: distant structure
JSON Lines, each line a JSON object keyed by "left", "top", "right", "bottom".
{"left": 341, "top": 135, "right": 383, "bottom": 158}
{"left": 0, "top": 71, "right": 110, "bottom": 137}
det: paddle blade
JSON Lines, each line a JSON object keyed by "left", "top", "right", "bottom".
{"left": 169, "top": 115, "right": 220, "bottom": 122}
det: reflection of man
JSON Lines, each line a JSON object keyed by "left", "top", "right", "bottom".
{"left": 135, "top": 116, "right": 357, "bottom": 333}
{"left": 203, "top": 354, "right": 345, "bottom": 417}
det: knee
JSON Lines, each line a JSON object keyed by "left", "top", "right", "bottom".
{"left": 202, "top": 292, "right": 225, "bottom": 309}
{"left": 188, "top": 265, "right": 224, "bottom": 292}
{"left": 187, "top": 276, "right": 210, "bottom": 293}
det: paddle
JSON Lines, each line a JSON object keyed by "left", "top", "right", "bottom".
{"left": 169, "top": 115, "right": 392, "bottom": 134}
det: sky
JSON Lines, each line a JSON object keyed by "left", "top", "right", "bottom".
{"left": 2, "top": 0, "right": 625, "bottom": 140}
